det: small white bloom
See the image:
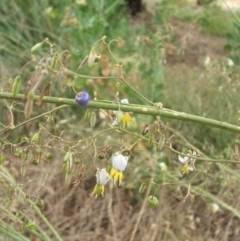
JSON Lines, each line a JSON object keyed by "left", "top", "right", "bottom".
{"left": 121, "top": 99, "right": 129, "bottom": 104}
{"left": 178, "top": 155, "right": 189, "bottom": 164}
{"left": 96, "top": 168, "right": 110, "bottom": 185}
{"left": 112, "top": 118, "right": 118, "bottom": 126}
{"left": 227, "top": 58, "right": 234, "bottom": 67}
{"left": 188, "top": 165, "right": 194, "bottom": 171}
{"left": 159, "top": 162, "right": 167, "bottom": 171}
{"left": 111, "top": 153, "right": 129, "bottom": 172}
{"left": 211, "top": 203, "right": 220, "bottom": 213}
{"left": 204, "top": 56, "right": 211, "bottom": 67}
{"left": 179, "top": 150, "right": 197, "bottom": 174}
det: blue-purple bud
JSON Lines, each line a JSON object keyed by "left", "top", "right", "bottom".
{"left": 75, "top": 91, "right": 90, "bottom": 106}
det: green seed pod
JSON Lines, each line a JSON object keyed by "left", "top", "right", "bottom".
{"left": 84, "top": 109, "right": 90, "bottom": 120}
{"left": 116, "top": 110, "right": 123, "bottom": 125}
{"left": 26, "top": 150, "right": 32, "bottom": 162}
{"left": 235, "top": 139, "right": 240, "bottom": 146}
{"left": 36, "top": 199, "right": 44, "bottom": 208}
{"left": 36, "top": 148, "right": 43, "bottom": 154}
{"left": 63, "top": 151, "right": 72, "bottom": 172}
{"left": 31, "top": 42, "right": 43, "bottom": 53}
{"left": 51, "top": 53, "right": 58, "bottom": 69}
{"left": 12, "top": 75, "right": 21, "bottom": 97}
{"left": 65, "top": 171, "right": 72, "bottom": 185}
{"left": 31, "top": 160, "right": 39, "bottom": 165}
{"left": 157, "top": 134, "right": 165, "bottom": 151}
{"left": 31, "top": 132, "right": 42, "bottom": 144}
{"left": 63, "top": 151, "right": 71, "bottom": 163}
{"left": 115, "top": 82, "right": 120, "bottom": 91}
{"left": 90, "top": 112, "right": 96, "bottom": 128}
{"left": 74, "top": 158, "right": 81, "bottom": 164}
{"left": 21, "top": 164, "right": 26, "bottom": 177}
{"left": 15, "top": 148, "right": 24, "bottom": 157}
{"left": 26, "top": 220, "right": 36, "bottom": 231}
{"left": 46, "top": 153, "right": 53, "bottom": 161}
{"left": 149, "top": 133, "right": 154, "bottom": 145}
{"left": 147, "top": 195, "right": 159, "bottom": 207}
{"left": 139, "top": 183, "right": 146, "bottom": 194}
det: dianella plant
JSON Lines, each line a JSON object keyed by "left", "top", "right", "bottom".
{"left": 1, "top": 30, "right": 240, "bottom": 240}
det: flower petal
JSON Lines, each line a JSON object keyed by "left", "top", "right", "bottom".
{"left": 111, "top": 154, "right": 129, "bottom": 172}
{"left": 96, "top": 168, "right": 110, "bottom": 185}
{"left": 178, "top": 155, "right": 188, "bottom": 164}
{"left": 121, "top": 99, "right": 129, "bottom": 104}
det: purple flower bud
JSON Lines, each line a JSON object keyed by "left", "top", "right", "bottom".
{"left": 75, "top": 91, "right": 90, "bottom": 106}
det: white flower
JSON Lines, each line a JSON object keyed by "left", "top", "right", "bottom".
{"left": 204, "top": 56, "right": 211, "bottom": 67}
{"left": 111, "top": 153, "right": 129, "bottom": 171}
{"left": 96, "top": 168, "right": 110, "bottom": 185}
{"left": 159, "top": 162, "right": 167, "bottom": 171}
{"left": 92, "top": 168, "right": 110, "bottom": 197}
{"left": 178, "top": 155, "right": 189, "bottom": 164}
{"left": 178, "top": 150, "right": 197, "bottom": 174}
{"left": 227, "top": 58, "right": 234, "bottom": 67}
{"left": 211, "top": 203, "right": 220, "bottom": 213}
{"left": 110, "top": 153, "right": 129, "bottom": 185}
{"left": 121, "top": 99, "right": 129, "bottom": 104}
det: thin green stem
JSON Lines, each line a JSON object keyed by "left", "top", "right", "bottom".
{"left": 118, "top": 127, "right": 240, "bottom": 164}
{"left": 65, "top": 68, "right": 153, "bottom": 104}
{"left": 4, "top": 104, "right": 69, "bottom": 138}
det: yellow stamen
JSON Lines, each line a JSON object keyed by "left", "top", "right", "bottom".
{"left": 122, "top": 114, "right": 132, "bottom": 128}
{"left": 182, "top": 164, "right": 189, "bottom": 174}
{"left": 110, "top": 168, "right": 124, "bottom": 186}
{"left": 91, "top": 184, "right": 105, "bottom": 198}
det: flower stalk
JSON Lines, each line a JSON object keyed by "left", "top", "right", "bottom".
{"left": 1, "top": 91, "right": 240, "bottom": 134}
